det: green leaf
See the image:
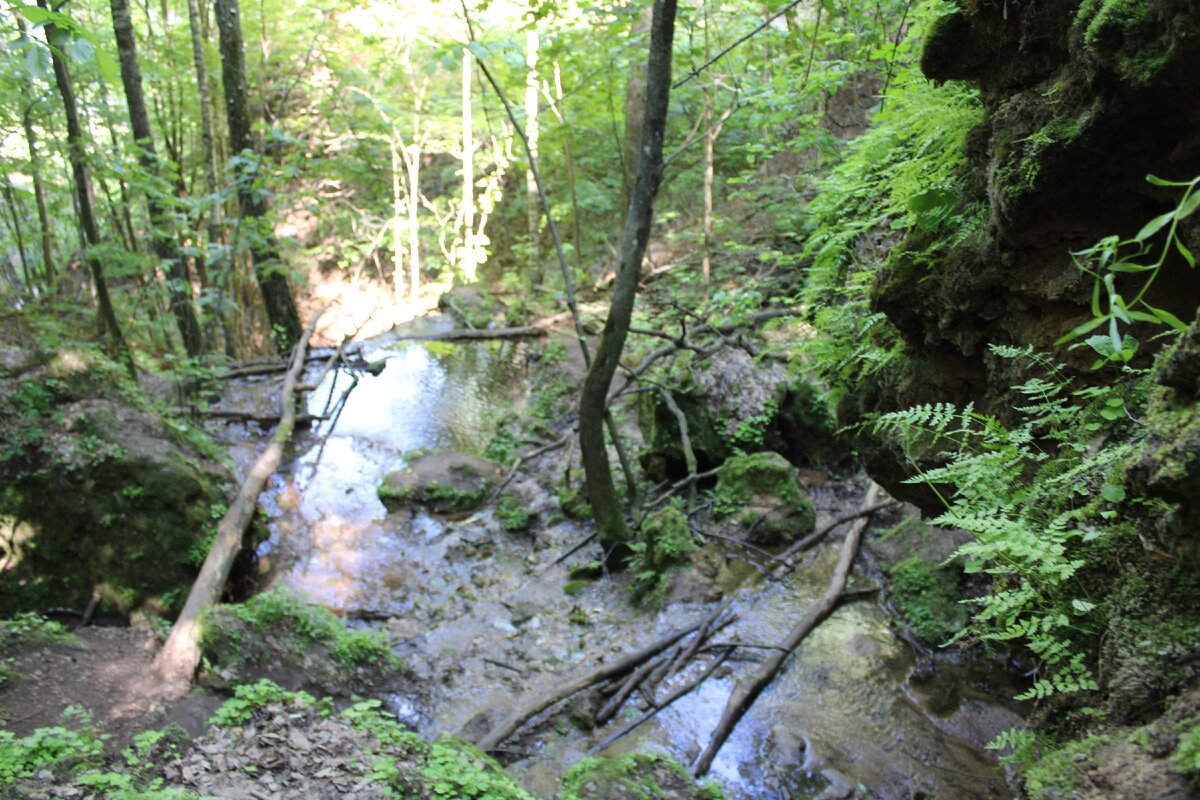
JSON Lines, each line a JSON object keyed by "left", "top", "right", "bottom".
{"left": 1179, "top": 190, "right": 1200, "bottom": 220}
{"left": 1055, "top": 314, "right": 1107, "bottom": 346}
{"left": 1143, "top": 302, "right": 1189, "bottom": 333}
{"left": 1176, "top": 237, "right": 1196, "bottom": 269}
{"left": 1134, "top": 210, "right": 1174, "bottom": 242}
{"left": 1145, "top": 174, "right": 1192, "bottom": 188}
{"left": 16, "top": 4, "right": 53, "bottom": 23}
{"left": 1072, "top": 599, "right": 1096, "bottom": 613}
{"left": 1100, "top": 484, "right": 1126, "bottom": 503}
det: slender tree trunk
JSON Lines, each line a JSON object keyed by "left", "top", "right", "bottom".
{"left": 14, "top": 18, "right": 56, "bottom": 293}
{"left": 524, "top": 28, "right": 540, "bottom": 282}
{"left": 391, "top": 135, "right": 404, "bottom": 306}
{"left": 22, "top": 109, "right": 56, "bottom": 293}
{"left": 186, "top": 0, "right": 222, "bottom": 246}
{"left": 462, "top": 47, "right": 476, "bottom": 283}
{"left": 702, "top": 91, "right": 714, "bottom": 288}
{"left": 111, "top": 0, "right": 204, "bottom": 357}
{"left": 621, "top": 3, "right": 654, "bottom": 212}
{"left": 579, "top": 0, "right": 677, "bottom": 556}
{"left": 405, "top": 141, "right": 421, "bottom": 305}
{"left": 214, "top": 0, "right": 302, "bottom": 352}
{"left": 187, "top": 0, "right": 235, "bottom": 356}
{"left": 1, "top": 182, "right": 32, "bottom": 293}
{"left": 41, "top": 0, "right": 135, "bottom": 377}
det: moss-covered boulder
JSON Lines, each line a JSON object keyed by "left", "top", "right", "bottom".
{"left": 713, "top": 452, "right": 815, "bottom": 546}
{"left": 888, "top": 555, "right": 969, "bottom": 646}
{"left": 561, "top": 753, "right": 725, "bottom": 800}
{"left": 437, "top": 284, "right": 508, "bottom": 329}
{"left": 630, "top": 506, "right": 697, "bottom": 605}
{"left": 378, "top": 452, "right": 500, "bottom": 514}
{"left": 0, "top": 349, "right": 230, "bottom": 617}
{"left": 636, "top": 347, "right": 843, "bottom": 481}
{"left": 199, "top": 588, "right": 403, "bottom": 697}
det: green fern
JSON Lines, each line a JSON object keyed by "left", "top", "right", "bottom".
{"left": 871, "top": 345, "right": 1139, "bottom": 702}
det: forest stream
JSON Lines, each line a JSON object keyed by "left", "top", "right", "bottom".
{"left": 211, "top": 314, "right": 1023, "bottom": 800}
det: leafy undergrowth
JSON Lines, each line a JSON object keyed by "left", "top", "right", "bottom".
{"left": 0, "top": 681, "right": 534, "bottom": 799}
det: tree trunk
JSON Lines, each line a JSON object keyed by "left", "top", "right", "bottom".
{"left": 154, "top": 312, "right": 321, "bottom": 690}
{"left": 524, "top": 28, "right": 540, "bottom": 283}
{"left": 22, "top": 108, "right": 55, "bottom": 293}
{"left": 15, "top": 14, "right": 56, "bottom": 293}
{"left": 111, "top": 0, "right": 204, "bottom": 357}
{"left": 578, "top": 0, "right": 677, "bottom": 556}
{"left": 391, "top": 135, "right": 404, "bottom": 306}
{"left": 1, "top": 181, "right": 32, "bottom": 294}
{"left": 462, "top": 48, "right": 476, "bottom": 283}
{"left": 404, "top": 141, "right": 421, "bottom": 305}
{"left": 214, "top": 0, "right": 302, "bottom": 353}
{"left": 186, "top": 0, "right": 222, "bottom": 251}
{"left": 621, "top": 3, "right": 654, "bottom": 212}
{"left": 41, "top": 0, "right": 135, "bottom": 377}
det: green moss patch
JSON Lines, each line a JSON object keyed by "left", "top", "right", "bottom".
{"left": 629, "top": 506, "right": 697, "bottom": 606}
{"left": 199, "top": 587, "right": 401, "bottom": 695}
{"left": 712, "top": 452, "right": 815, "bottom": 545}
{"left": 888, "top": 556, "right": 969, "bottom": 645}
{"left": 561, "top": 753, "right": 725, "bottom": 800}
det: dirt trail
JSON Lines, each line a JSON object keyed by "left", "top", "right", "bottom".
{"left": 0, "top": 626, "right": 218, "bottom": 744}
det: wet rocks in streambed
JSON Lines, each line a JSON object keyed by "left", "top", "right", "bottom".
{"left": 378, "top": 452, "right": 501, "bottom": 514}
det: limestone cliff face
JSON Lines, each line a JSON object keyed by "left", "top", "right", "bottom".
{"left": 843, "top": 0, "right": 1200, "bottom": 506}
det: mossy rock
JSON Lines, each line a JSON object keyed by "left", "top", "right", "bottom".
{"left": 630, "top": 506, "right": 697, "bottom": 605}
{"left": 199, "top": 588, "right": 403, "bottom": 697}
{"left": 558, "top": 483, "right": 593, "bottom": 519}
{"left": 887, "top": 555, "right": 969, "bottom": 645}
{"left": 379, "top": 452, "right": 500, "bottom": 515}
{"left": 561, "top": 753, "right": 725, "bottom": 800}
{"left": 0, "top": 370, "right": 231, "bottom": 617}
{"left": 495, "top": 492, "right": 534, "bottom": 532}
{"left": 713, "top": 452, "right": 815, "bottom": 546}
{"left": 437, "top": 285, "right": 507, "bottom": 329}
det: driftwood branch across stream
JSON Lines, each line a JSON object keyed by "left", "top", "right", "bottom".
{"left": 154, "top": 310, "right": 325, "bottom": 691}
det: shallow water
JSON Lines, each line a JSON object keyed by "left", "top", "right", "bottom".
{"left": 213, "top": 317, "right": 1020, "bottom": 799}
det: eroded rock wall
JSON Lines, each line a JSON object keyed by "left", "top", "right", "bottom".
{"left": 843, "top": 0, "right": 1200, "bottom": 506}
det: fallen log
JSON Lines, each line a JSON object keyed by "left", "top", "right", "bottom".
{"left": 387, "top": 322, "right": 554, "bottom": 342}
{"left": 474, "top": 605, "right": 725, "bottom": 752}
{"left": 693, "top": 483, "right": 883, "bottom": 777}
{"left": 154, "top": 310, "right": 324, "bottom": 692}
{"left": 204, "top": 410, "right": 327, "bottom": 426}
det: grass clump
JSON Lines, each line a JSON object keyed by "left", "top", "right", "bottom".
{"left": 342, "top": 700, "right": 535, "bottom": 800}
{"left": 202, "top": 586, "right": 399, "bottom": 671}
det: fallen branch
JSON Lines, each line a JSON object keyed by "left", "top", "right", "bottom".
{"left": 204, "top": 410, "right": 327, "bottom": 426}
{"left": 217, "top": 354, "right": 325, "bottom": 379}
{"left": 777, "top": 499, "right": 897, "bottom": 568}
{"left": 474, "top": 608, "right": 719, "bottom": 751}
{"left": 154, "top": 309, "right": 325, "bottom": 692}
{"left": 693, "top": 483, "right": 883, "bottom": 777}
{"left": 594, "top": 647, "right": 732, "bottom": 753}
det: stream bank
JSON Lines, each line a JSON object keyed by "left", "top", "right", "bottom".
{"left": 200, "top": 314, "right": 1023, "bottom": 799}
